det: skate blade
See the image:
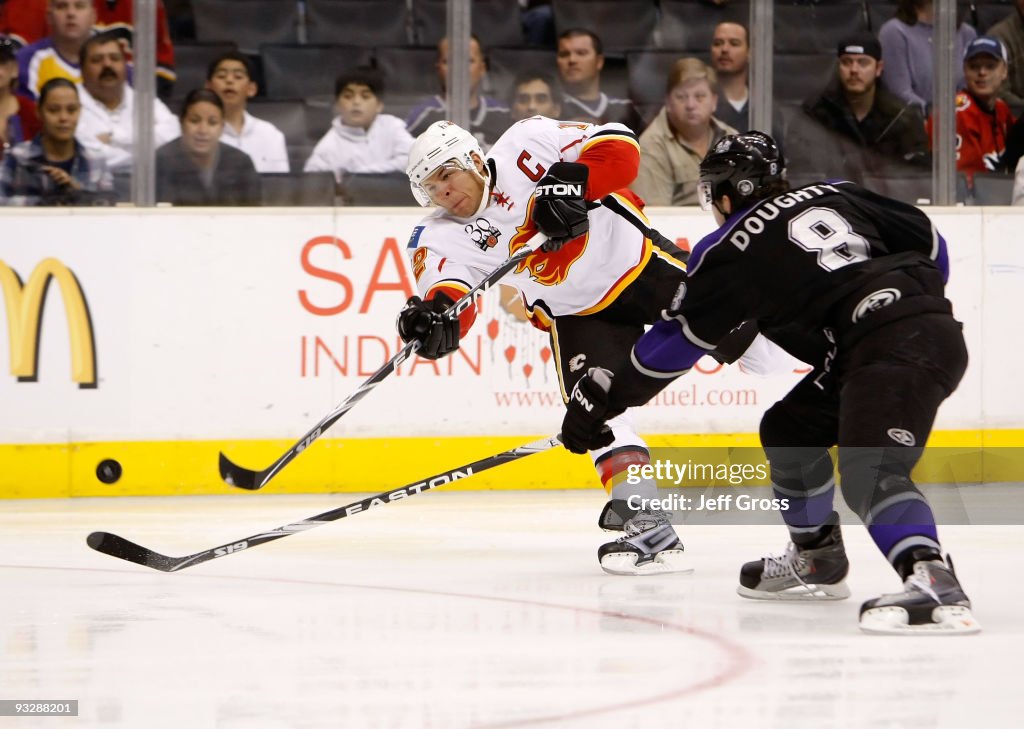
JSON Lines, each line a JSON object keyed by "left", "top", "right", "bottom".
{"left": 736, "top": 580, "right": 850, "bottom": 601}
{"left": 859, "top": 605, "right": 981, "bottom": 635}
{"left": 600, "top": 549, "right": 693, "bottom": 576}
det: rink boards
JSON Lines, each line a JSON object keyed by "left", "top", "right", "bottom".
{"left": 0, "top": 205, "right": 1021, "bottom": 497}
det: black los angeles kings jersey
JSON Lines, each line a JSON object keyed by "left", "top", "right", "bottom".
{"left": 667, "top": 180, "right": 949, "bottom": 359}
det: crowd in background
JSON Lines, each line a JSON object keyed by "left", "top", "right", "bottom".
{"left": 2, "top": 0, "right": 1024, "bottom": 207}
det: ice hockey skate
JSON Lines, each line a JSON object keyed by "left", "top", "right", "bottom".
{"left": 859, "top": 557, "right": 981, "bottom": 635}
{"left": 598, "top": 509, "right": 690, "bottom": 576}
{"left": 597, "top": 498, "right": 636, "bottom": 532}
{"left": 737, "top": 524, "right": 851, "bottom": 600}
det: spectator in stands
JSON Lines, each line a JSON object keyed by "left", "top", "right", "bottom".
{"left": 519, "top": 0, "right": 554, "bottom": 49}
{"left": 156, "top": 88, "right": 260, "bottom": 205}
{"left": 93, "top": 0, "right": 177, "bottom": 100}
{"left": 76, "top": 31, "right": 179, "bottom": 172}
{"left": 508, "top": 68, "right": 562, "bottom": 121}
{"left": 927, "top": 36, "right": 1015, "bottom": 183}
{"left": 786, "top": 34, "right": 929, "bottom": 184}
{"left": 987, "top": 0, "right": 1024, "bottom": 116}
{"left": 1, "top": 36, "right": 40, "bottom": 159}
{"left": 556, "top": 28, "right": 644, "bottom": 134}
{"left": 16, "top": 0, "right": 95, "bottom": 99}
{"left": 709, "top": 21, "right": 749, "bottom": 131}
{"left": 1, "top": 0, "right": 48, "bottom": 49}
{"left": 406, "top": 35, "right": 509, "bottom": 147}
{"left": 1, "top": 77, "right": 112, "bottom": 205}
{"left": 879, "top": 0, "right": 977, "bottom": 114}
{"left": 205, "top": 51, "right": 288, "bottom": 172}
{"left": 304, "top": 68, "right": 413, "bottom": 188}
{"left": 631, "top": 58, "right": 736, "bottom": 206}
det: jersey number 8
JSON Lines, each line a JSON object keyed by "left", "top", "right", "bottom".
{"left": 788, "top": 208, "right": 870, "bottom": 272}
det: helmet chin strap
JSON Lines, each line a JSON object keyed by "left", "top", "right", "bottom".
{"left": 469, "top": 156, "right": 494, "bottom": 217}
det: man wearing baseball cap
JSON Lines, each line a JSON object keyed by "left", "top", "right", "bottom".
{"left": 927, "top": 35, "right": 1015, "bottom": 182}
{"left": 785, "top": 32, "right": 928, "bottom": 184}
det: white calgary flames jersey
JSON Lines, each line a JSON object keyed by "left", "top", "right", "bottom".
{"left": 407, "top": 116, "right": 654, "bottom": 329}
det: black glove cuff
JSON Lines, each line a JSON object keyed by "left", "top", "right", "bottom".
{"left": 547, "top": 161, "right": 589, "bottom": 186}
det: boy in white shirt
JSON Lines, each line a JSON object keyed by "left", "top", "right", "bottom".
{"left": 304, "top": 68, "right": 413, "bottom": 185}
{"left": 206, "top": 51, "right": 289, "bottom": 172}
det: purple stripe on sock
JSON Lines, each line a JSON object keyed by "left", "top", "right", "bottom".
{"left": 774, "top": 484, "right": 834, "bottom": 529}
{"left": 867, "top": 499, "right": 938, "bottom": 556}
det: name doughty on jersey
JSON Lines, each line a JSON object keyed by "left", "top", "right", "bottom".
{"left": 728, "top": 183, "right": 841, "bottom": 251}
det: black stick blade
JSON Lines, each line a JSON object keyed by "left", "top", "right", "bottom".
{"left": 87, "top": 531, "right": 180, "bottom": 572}
{"left": 218, "top": 451, "right": 261, "bottom": 490}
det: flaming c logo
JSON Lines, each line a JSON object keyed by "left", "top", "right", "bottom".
{"left": 509, "top": 211, "right": 587, "bottom": 287}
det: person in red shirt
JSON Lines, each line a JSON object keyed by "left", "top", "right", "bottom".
{"left": 92, "top": 0, "right": 176, "bottom": 99}
{"left": 928, "top": 35, "right": 1016, "bottom": 185}
{"left": 0, "top": 0, "right": 49, "bottom": 49}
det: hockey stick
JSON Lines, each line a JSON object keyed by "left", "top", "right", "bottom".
{"left": 218, "top": 231, "right": 547, "bottom": 490}
{"left": 88, "top": 435, "right": 561, "bottom": 573}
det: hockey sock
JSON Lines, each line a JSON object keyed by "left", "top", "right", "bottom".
{"left": 790, "top": 511, "right": 840, "bottom": 549}
{"left": 596, "top": 448, "right": 658, "bottom": 502}
{"left": 766, "top": 448, "right": 837, "bottom": 546}
{"left": 867, "top": 498, "right": 941, "bottom": 579}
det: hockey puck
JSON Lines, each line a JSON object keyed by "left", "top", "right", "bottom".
{"left": 96, "top": 459, "right": 123, "bottom": 484}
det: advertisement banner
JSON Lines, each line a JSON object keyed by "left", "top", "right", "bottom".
{"left": 0, "top": 206, "right": 1019, "bottom": 496}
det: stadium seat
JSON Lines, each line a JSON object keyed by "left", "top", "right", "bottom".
{"left": 248, "top": 98, "right": 310, "bottom": 148}
{"left": 656, "top": 0, "right": 750, "bottom": 51}
{"left": 551, "top": 0, "right": 658, "bottom": 53}
{"left": 288, "top": 144, "right": 315, "bottom": 174}
{"left": 373, "top": 46, "right": 441, "bottom": 100}
{"left": 412, "top": 0, "right": 525, "bottom": 48}
{"left": 112, "top": 170, "right": 132, "bottom": 203}
{"left": 862, "top": 173, "right": 933, "bottom": 205}
{"left": 305, "top": 0, "right": 411, "bottom": 46}
{"left": 170, "top": 42, "right": 238, "bottom": 101}
{"left": 775, "top": 2, "right": 869, "bottom": 54}
{"left": 192, "top": 0, "right": 300, "bottom": 53}
{"left": 260, "top": 44, "right": 373, "bottom": 100}
{"left": 261, "top": 172, "right": 337, "bottom": 206}
{"left": 486, "top": 48, "right": 560, "bottom": 101}
{"left": 976, "top": 2, "right": 1014, "bottom": 32}
{"left": 626, "top": 50, "right": 686, "bottom": 108}
{"left": 867, "top": 2, "right": 896, "bottom": 32}
{"left": 341, "top": 172, "right": 416, "bottom": 206}
{"left": 774, "top": 52, "right": 836, "bottom": 104}
{"left": 971, "top": 172, "right": 1015, "bottom": 205}
{"left": 304, "top": 98, "right": 336, "bottom": 143}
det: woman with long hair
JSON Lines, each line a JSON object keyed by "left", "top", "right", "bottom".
{"left": 155, "top": 88, "right": 260, "bottom": 205}
{"left": 0, "top": 76, "right": 111, "bottom": 205}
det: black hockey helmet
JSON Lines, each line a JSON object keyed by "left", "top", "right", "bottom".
{"left": 698, "top": 131, "right": 787, "bottom": 212}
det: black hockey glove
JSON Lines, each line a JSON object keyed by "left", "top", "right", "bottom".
{"left": 559, "top": 367, "right": 616, "bottom": 454}
{"left": 531, "top": 162, "right": 589, "bottom": 252}
{"left": 396, "top": 293, "right": 460, "bottom": 360}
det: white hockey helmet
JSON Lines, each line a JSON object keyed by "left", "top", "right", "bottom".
{"left": 406, "top": 120, "right": 488, "bottom": 213}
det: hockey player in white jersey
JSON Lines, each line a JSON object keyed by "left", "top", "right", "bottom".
{"left": 398, "top": 117, "right": 780, "bottom": 575}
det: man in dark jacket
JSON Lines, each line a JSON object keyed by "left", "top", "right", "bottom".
{"left": 785, "top": 33, "right": 929, "bottom": 184}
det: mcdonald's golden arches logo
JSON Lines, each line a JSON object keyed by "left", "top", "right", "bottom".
{"left": 0, "top": 258, "right": 96, "bottom": 387}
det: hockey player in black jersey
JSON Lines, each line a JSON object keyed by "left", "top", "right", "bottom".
{"left": 559, "top": 131, "right": 980, "bottom": 634}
